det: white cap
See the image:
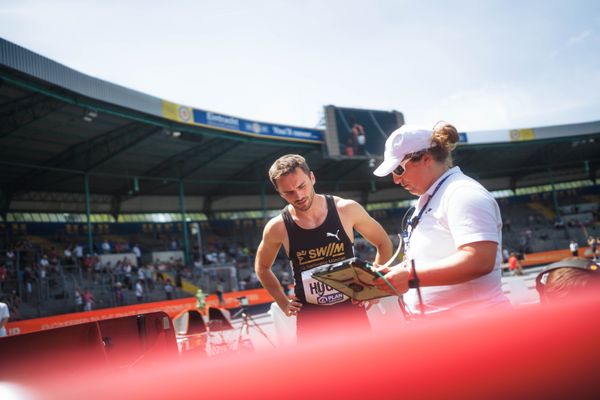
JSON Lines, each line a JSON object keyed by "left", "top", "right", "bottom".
{"left": 373, "top": 125, "right": 433, "bottom": 177}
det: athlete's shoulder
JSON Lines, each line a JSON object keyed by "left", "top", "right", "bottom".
{"left": 265, "top": 213, "right": 285, "bottom": 231}
{"left": 332, "top": 195, "right": 362, "bottom": 210}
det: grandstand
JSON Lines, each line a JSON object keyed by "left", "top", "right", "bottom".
{"left": 1, "top": 37, "right": 599, "bottom": 320}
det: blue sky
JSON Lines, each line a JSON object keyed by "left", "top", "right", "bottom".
{"left": 1, "top": 0, "right": 598, "bottom": 131}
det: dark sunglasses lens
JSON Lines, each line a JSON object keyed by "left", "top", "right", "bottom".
{"left": 393, "top": 165, "right": 404, "bottom": 175}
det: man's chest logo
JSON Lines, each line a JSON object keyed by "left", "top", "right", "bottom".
{"left": 326, "top": 229, "right": 340, "bottom": 241}
{"left": 296, "top": 242, "right": 345, "bottom": 266}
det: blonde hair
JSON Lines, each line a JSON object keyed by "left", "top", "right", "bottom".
{"left": 268, "top": 154, "right": 310, "bottom": 189}
{"left": 428, "top": 122, "right": 460, "bottom": 167}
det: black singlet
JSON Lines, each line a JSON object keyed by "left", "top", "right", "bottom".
{"left": 282, "top": 195, "right": 370, "bottom": 340}
{"left": 282, "top": 195, "right": 355, "bottom": 304}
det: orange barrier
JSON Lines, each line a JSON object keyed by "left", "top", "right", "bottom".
{"left": 522, "top": 246, "right": 591, "bottom": 267}
{"left": 6, "top": 288, "right": 275, "bottom": 337}
{"left": 6, "top": 298, "right": 198, "bottom": 336}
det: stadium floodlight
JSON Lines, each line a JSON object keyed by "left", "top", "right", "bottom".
{"left": 82, "top": 109, "right": 98, "bottom": 122}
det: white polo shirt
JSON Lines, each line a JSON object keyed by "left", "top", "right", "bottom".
{"left": 404, "top": 167, "right": 510, "bottom": 314}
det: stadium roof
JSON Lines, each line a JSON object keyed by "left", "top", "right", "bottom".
{"left": 1, "top": 38, "right": 599, "bottom": 216}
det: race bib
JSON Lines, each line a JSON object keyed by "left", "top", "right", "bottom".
{"left": 301, "top": 265, "right": 348, "bottom": 305}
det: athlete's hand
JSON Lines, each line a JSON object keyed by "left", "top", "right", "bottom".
{"left": 352, "top": 298, "right": 380, "bottom": 310}
{"left": 280, "top": 297, "right": 302, "bottom": 317}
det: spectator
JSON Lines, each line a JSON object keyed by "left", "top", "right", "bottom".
{"left": 164, "top": 279, "right": 174, "bottom": 300}
{"left": 569, "top": 240, "right": 579, "bottom": 257}
{"left": 508, "top": 252, "right": 523, "bottom": 276}
{"left": 137, "top": 265, "right": 146, "bottom": 287}
{"left": 101, "top": 239, "right": 111, "bottom": 254}
{"left": 146, "top": 264, "right": 155, "bottom": 291}
{"left": 74, "top": 243, "right": 84, "bottom": 263}
{"left": 114, "top": 282, "right": 125, "bottom": 306}
{"left": 0, "top": 264, "right": 7, "bottom": 291}
{"left": 5, "top": 249, "right": 15, "bottom": 269}
{"left": 82, "top": 288, "right": 95, "bottom": 311}
{"left": 215, "top": 279, "right": 225, "bottom": 307}
{"left": 74, "top": 287, "right": 84, "bottom": 312}
{"left": 588, "top": 236, "right": 598, "bottom": 260}
{"left": 123, "top": 261, "right": 132, "bottom": 290}
{"left": 554, "top": 217, "right": 565, "bottom": 229}
{"left": 40, "top": 255, "right": 49, "bottom": 269}
{"left": 350, "top": 119, "right": 367, "bottom": 155}
{"left": 135, "top": 279, "right": 144, "bottom": 303}
{"left": 132, "top": 244, "right": 142, "bottom": 266}
{"left": 63, "top": 246, "right": 74, "bottom": 265}
{"left": 502, "top": 247, "right": 510, "bottom": 263}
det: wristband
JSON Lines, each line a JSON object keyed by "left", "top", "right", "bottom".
{"left": 408, "top": 263, "right": 419, "bottom": 289}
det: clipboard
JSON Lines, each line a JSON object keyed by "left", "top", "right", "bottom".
{"left": 311, "top": 257, "right": 389, "bottom": 301}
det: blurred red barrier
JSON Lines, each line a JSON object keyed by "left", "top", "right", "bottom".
{"left": 14, "top": 290, "right": 600, "bottom": 399}
{"left": 0, "top": 322, "right": 107, "bottom": 380}
{"left": 0, "top": 311, "right": 180, "bottom": 382}
{"left": 97, "top": 311, "right": 180, "bottom": 370}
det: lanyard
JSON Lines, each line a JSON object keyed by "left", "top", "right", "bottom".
{"left": 402, "top": 172, "right": 455, "bottom": 250}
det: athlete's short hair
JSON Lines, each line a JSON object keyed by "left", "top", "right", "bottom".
{"left": 268, "top": 154, "right": 310, "bottom": 189}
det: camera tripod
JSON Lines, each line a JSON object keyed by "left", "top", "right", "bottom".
{"left": 231, "top": 306, "right": 276, "bottom": 350}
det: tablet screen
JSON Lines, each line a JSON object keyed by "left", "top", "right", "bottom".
{"left": 311, "top": 257, "right": 390, "bottom": 301}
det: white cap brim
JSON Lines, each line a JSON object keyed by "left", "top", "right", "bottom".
{"left": 373, "top": 157, "right": 401, "bottom": 177}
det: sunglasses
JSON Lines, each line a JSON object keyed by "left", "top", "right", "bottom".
{"left": 392, "top": 151, "right": 426, "bottom": 176}
{"left": 392, "top": 158, "right": 412, "bottom": 176}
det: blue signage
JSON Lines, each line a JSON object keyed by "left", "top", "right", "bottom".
{"left": 192, "top": 109, "right": 323, "bottom": 143}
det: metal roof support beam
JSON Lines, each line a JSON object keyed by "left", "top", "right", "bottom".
{"left": 139, "top": 137, "right": 222, "bottom": 179}
{"left": 9, "top": 123, "right": 158, "bottom": 195}
{"left": 0, "top": 93, "right": 66, "bottom": 139}
{"left": 114, "top": 138, "right": 243, "bottom": 199}
{"left": 143, "top": 141, "right": 244, "bottom": 197}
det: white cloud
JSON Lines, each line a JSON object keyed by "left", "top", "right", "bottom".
{"left": 567, "top": 29, "right": 592, "bottom": 46}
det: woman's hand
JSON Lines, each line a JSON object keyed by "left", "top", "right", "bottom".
{"left": 373, "top": 262, "right": 411, "bottom": 295}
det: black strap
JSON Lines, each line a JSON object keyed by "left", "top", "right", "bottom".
{"left": 409, "top": 173, "right": 454, "bottom": 235}
{"left": 402, "top": 172, "right": 455, "bottom": 247}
